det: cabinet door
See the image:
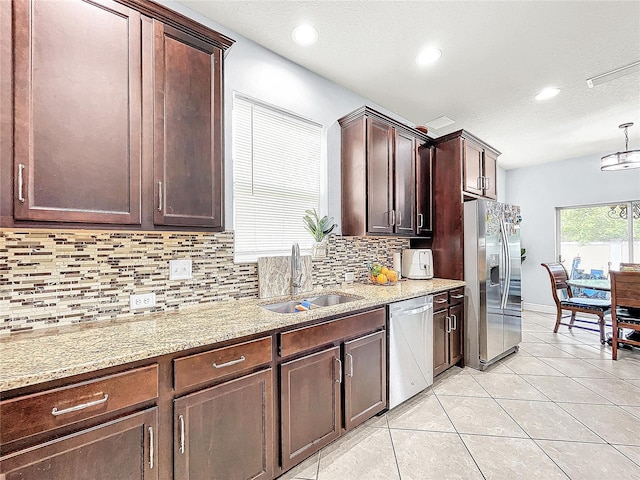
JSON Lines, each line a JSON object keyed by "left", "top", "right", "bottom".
{"left": 344, "top": 330, "right": 387, "bottom": 431}
{"left": 394, "top": 130, "right": 416, "bottom": 235}
{"left": 416, "top": 144, "right": 433, "bottom": 236}
{"left": 463, "top": 140, "right": 483, "bottom": 196}
{"left": 483, "top": 150, "right": 498, "bottom": 199}
{"left": 174, "top": 369, "right": 273, "bottom": 480}
{"left": 0, "top": 408, "right": 157, "bottom": 480}
{"left": 449, "top": 303, "right": 464, "bottom": 366}
{"left": 280, "top": 346, "right": 341, "bottom": 471}
{"left": 433, "top": 309, "right": 450, "bottom": 377}
{"left": 153, "top": 22, "right": 223, "bottom": 228}
{"left": 13, "top": 0, "right": 142, "bottom": 224}
{"left": 366, "top": 118, "right": 394, "bottom": 234}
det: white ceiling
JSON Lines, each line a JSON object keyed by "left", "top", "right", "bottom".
{"left": 180, "top": 1, "right": 640, "bottom": 170}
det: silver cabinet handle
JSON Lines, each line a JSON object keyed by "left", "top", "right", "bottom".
{"left": 435, "top": 298, "right": 448, "bottom": 304}
{"left": 158, "top": 181, "right": 163, "bottom": 212}
{"left": 346, "top": 353, "right": 354, "bottom": 377}
{"left": 335, "top": 357, "right": 342, "bottom": 383}
{"left": 418, "top": 213, "right": 424, "bottom": 229}
{"left": 389, "top": 210, "right": 396, "bottom": 226}
{"left": 452, "top": 314, "right": 457, "bottom": 330}
{"left": 476, "top": 176, "right": 483, "bottom": 190}
{"left": 17, "top": 163, "right": 25, "bottom": 203}
{"left": 148, "top": 426, "right": 154, "bottom": 469}
{"left": 446, "top": 316, "right": 452, "bottom": 333}
{"left": 397, "top": 210, "right": 402, "bottom": 226}
{"left": 451, "top": 294, "right": 465, "bottom": 299}
{"left": 179, "top": 414, "right": 185, "bottom": 454}
{"left": 51, "top": 393, "right": 108, "bottom": 416}
{"left": 212, "top": 355, "right": 245, "bottom": 369}
{"left": 484, "top": 177, "right": 491, "bottom": 191}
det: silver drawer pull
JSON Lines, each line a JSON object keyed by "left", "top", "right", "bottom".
{"left": 17, "top": 163, "right": 25, "bottom": 202}
{"left": 51, "top": 393, "right": 109, "bottom": 416}
{"left": 179, "top": 414, "right": 185, "bottom": 454}
{"left": 451, "top": 294, "right": 465, "bottom": 299}
{"left": 434, "top": 298, "right": 448, "bottom": 304}
{"left": 148, "top": 426, "right": 154, "bottom": 469}
{"left": 213, "top": 355, "right": 245, "bottom": 369}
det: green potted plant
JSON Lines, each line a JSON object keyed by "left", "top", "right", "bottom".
{"left": 303, "top": 209, "right": 337, "bottom": 258}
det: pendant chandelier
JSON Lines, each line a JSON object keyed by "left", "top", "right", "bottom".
{"left": 601, "top": 122, "right": 640, "bottom": 171}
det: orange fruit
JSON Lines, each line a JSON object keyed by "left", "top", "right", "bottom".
{"left": 381, "top": 267, "right": 389, "bottom": 275}
{"left": 387, "top": 270, "right": 398, "bottom": 283}
{"left": 376, "top": 273, "right": 388, "bottom": 285}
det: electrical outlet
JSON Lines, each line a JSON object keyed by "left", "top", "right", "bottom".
{"left": 344, "top": 272, "right": 355, "bottom": 283}
{"left": 169, "top": 259, "right": 192, "bottom": 280}
{"left": 130, "top": 293, "right": 156, "bottom": 310}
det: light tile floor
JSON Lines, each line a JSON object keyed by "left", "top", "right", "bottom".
{"left": 279, "top": 310, "right": 640, "bottom": 480}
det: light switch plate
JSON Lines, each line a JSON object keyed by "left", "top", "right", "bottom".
{"left": 169, "top": 259, "right": 192, "bottom": 280}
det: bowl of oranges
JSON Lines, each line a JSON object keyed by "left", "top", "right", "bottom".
{"left": 368, "top": 262, "right": 399, "bottom": 286}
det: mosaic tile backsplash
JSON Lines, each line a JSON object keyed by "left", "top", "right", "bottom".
{"left": 1, "top": 230, "right": 409, "bottom": 334}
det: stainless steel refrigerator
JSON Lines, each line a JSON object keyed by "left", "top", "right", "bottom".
{"left": 464, "top": 199, "right": 522, "bottom": 370}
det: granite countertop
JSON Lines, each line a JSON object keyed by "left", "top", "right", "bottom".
{"left": 0, "top": 279, "right": 465, "bottom": 392}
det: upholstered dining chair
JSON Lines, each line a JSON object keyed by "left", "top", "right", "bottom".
{"left": 610, "top": 269, "right": 640, "bottom": 360}
{"left": 541, "top": 262, "right": 611, "bottom": 344}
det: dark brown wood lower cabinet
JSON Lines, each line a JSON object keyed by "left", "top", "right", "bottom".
{"left": 433, "top": 309, "right": 450, "bottom": 377}
{"left": 434, "top": 297, "right": 465, "bottom": 377}
{"left": 449, "top": 303, "right": 464, "bottom": 366}
{"left": 173, "top": 368, "right": 273, "bottom": 480}
{"left": 0, "top": 408, "right": 158, "bottom": 480}
{"left": 280, "top": 346, "right": 341, "bottom": 472}
{"left": 344, "top": 330, "right": 387, "bottom": 431}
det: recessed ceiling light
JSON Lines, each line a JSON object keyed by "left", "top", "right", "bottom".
{"left": 535, "top": 87, "right": 560, "bottom": 101}
{"left": 415, "top": 47, "right": 442, "bottom": 66}
{"left": 291, "top": 24, "right": 318, "bottom": 46}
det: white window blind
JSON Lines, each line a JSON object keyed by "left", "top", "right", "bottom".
{"left": 232, "top": 95, "right": 323, "bottom": 263}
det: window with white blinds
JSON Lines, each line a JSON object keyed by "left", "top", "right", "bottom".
{"left": 232, "top": 95, "right": 323, "bottom": 263}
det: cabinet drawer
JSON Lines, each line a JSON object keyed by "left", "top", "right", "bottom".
{"left": 433, "top": 292, "right": 449, "bottom": 310}
{"left": 280, "top": 308, "right": 385, "bottom": 358}
{"left": 0, "top": 365, "right": 158, "bottom": 445}
{"left": 449, "top": 288, "right": 465, "bottom": 305}
{"left": 174, "top": 336, "right": 272, "bottom": 393}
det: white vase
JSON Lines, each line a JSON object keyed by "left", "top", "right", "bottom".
{"left": 312, "top": 240, "right": 328, "bottom": 259}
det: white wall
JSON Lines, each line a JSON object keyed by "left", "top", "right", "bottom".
{"left": 159, "top": 1, "right": 420, "bottom": 234}
{"left": 505, "top": 154, "right": 640, "bottom": 309}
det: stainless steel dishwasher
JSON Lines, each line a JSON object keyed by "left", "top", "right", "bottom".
{"left": 388, "top": 295, "right": 434, "bottom": 409}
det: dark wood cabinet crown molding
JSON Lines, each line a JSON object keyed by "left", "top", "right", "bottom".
{"left": 338, "top": 106, "right": 432, "bottom": 145}
{"left": 433, "top": 129, "right": 501, "bottom": 156}
{"left": 115, "top": 0, "right": 235, "bottom": 50}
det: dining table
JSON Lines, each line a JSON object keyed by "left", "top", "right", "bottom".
{"left": 567, "top": 278, "right": 611, "bottom": 291}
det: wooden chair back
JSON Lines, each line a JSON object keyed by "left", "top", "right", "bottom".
{"left": 541, "top": 262, "right": 574, "bottom": 303}
{"left": 619, "top": 262, "right": 640, "bottom": 272}
{"left": 610, "top": 270, "right": 640, "bottom": 309}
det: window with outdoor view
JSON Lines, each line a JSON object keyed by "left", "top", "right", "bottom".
{"left": 556, "top": 201, "right": 639, "bottom": 292}
{"left": 232, "top": 94, "right": 324, "bottom": 263}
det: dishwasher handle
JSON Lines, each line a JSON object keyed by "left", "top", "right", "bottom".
{"left": 391, "top": 304, "right": 432, "bottom": 317}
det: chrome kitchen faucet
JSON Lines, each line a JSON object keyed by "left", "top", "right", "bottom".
{"left": 290, "top": 242, "right": 303, "bottom": 295}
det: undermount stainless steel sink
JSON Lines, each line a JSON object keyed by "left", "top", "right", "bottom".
{"left": 260, "top": 294, "right": 361, "bottom": 314}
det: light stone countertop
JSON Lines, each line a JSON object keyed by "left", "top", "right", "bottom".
{"left": 0, "top": 279, "right": 465, "bottom": 392}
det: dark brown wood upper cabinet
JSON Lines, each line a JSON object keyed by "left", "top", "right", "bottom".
{"left": 3, "top": 0, "right": 233, "bottom": 230}
{"left": 340, "top": 106, "right": 432, "bottom": 238}
{"left": 12, "top": 0, "right": 142, "bottom": 225}
{"left": 152, "top": 22, "right": 223, "bottom": 229}
{"left": 461, "top": 134, "right": 498, "bottom": 200}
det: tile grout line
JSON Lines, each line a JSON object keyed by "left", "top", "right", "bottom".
{"left": 382, "top": 414, "right": 404, "bottom": 480}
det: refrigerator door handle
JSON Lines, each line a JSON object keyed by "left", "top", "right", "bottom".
{"left": 500, "top": 220, "right": 510, "bottom": 310}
